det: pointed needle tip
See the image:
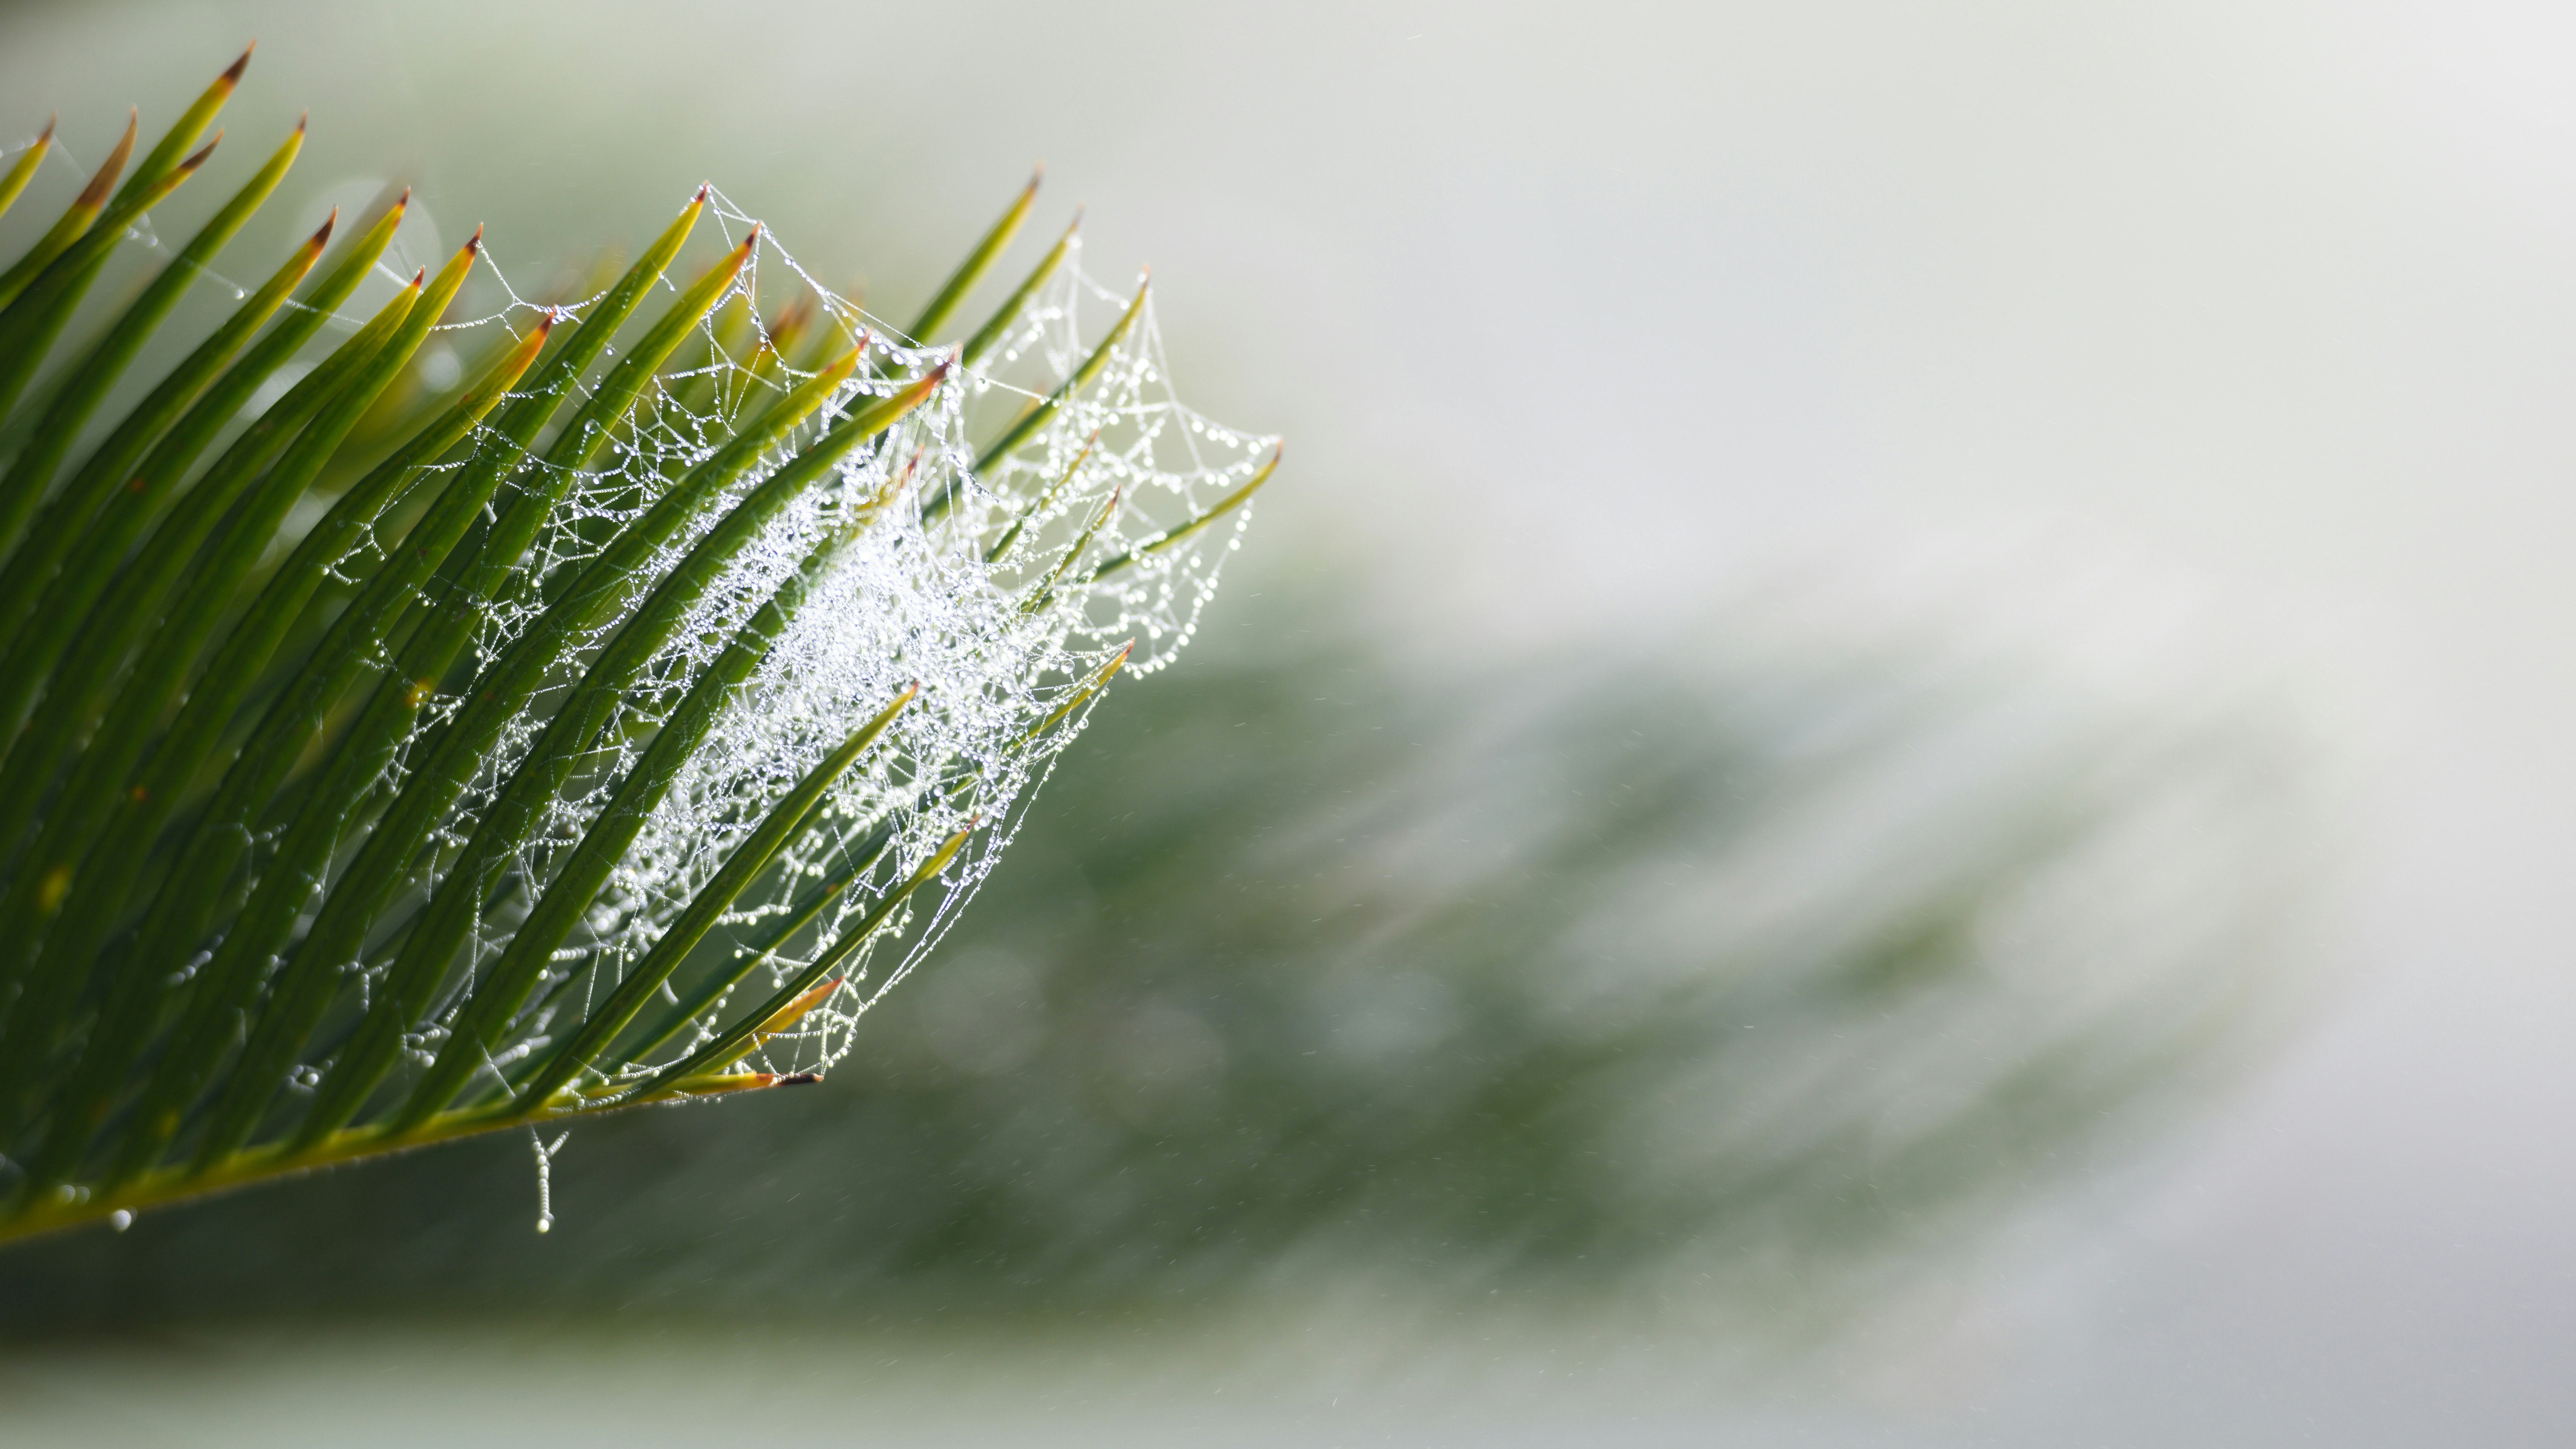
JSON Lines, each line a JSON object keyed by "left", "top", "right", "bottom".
{"left": 310, "top": 208, "right": 337, "bottom": 246}
{"left": 293, "top": 110, "right": 309, "bottom": 134}
{"left": 76, "top": 122, "right": 134, "bottom": 206}
{"left": 224, "top": 42, "right": 255, "bottom": 83}
{"left": 409, "top": 267, "right": 426, "bottom": 287}
{"left": 37, "top": 116, "right": 56, "bottom": 142}
{"left": 179, "top": 132, "right": 221, "bottom": 170}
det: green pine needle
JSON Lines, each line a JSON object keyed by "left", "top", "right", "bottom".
{"left": 0, "top": 54, "right": 1275, "bottom": 1242}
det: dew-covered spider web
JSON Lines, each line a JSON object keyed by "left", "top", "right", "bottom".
{"left": 267, "top": 184, "right": 1270, "bottom": 1107}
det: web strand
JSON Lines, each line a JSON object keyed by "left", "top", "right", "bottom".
{"left": 252, "top": 191, "right": 1277, "bottom": 1097}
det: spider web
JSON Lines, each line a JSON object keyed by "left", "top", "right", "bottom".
{"left": 272, "top": 185, "right": 1271, "bottom": 1101}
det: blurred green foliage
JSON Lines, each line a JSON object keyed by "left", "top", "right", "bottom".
{"left": 0, "top": 589, "right": 2304, "bottom": 1333}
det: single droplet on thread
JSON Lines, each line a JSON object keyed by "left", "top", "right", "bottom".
{"left": 108, "top": 1209, "right": 133, "bottom": 1232}
{"left": 535, "top": 1215, "right": 552, "bottom": 1234}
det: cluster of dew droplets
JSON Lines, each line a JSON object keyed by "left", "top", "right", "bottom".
{"left": 328, "top": 188, "right": 1269, "bottom": 1105}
